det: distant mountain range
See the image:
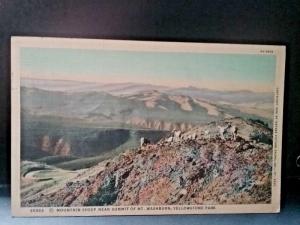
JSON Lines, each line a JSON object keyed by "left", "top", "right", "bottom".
{"left": 21, "top": 78, "right": 168, "bottom": 96}
{"left": 21, "top": 78, "right": 273, "bottom": 127}
{"left": 22, "top": 78, "right": 273, "bottom": 104}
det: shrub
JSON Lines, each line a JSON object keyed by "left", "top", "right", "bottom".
{"left": 248, "top": 118, "right": 268, "bottom": 128}
{"left": 250, "top": 130, "right": 272, "bottom": 145}
{"left": 84, "top": 175, "right": 118, "bottom": 206}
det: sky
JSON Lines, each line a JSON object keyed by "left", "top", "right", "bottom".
{"left": 20, "top": 47, "right": 276, "bottom": 92}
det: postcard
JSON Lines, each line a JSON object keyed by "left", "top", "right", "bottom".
{"left": 11, "top": 37, "right": 285, "bottom": 216}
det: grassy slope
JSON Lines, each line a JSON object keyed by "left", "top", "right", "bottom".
{"left": 21, "top": 161, "right": 78, "bottom": 200}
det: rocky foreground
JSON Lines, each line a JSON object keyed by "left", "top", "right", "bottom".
{"left": 22, "top": 117, "right": 273, "bottom": 207}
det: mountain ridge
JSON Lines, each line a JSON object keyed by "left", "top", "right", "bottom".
{"left": 22, "top": 77, "right": 272, "bottom": 95}
{"left": 21, "top": 85, "right": 273, "bottom": 130}
{"left": 21, "top": 117, "right": 273, "bottom": 207}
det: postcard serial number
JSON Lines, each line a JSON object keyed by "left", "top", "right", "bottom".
{"left": 260, "top": 49, "right": 274, "bottom": 54}
{"left": 30, "top": 208, "right": 44, "bottom": 213}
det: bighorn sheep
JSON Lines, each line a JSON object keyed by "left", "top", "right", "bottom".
{"left": 217, "top": 124, "right": 238, "bottom": 140}
{"left": 228, "top": 125, "right": 238, "bottom": 140}
{"left": 166, "top": 136, "right": 174, "bottom": 143}
{"left": 217, "top": 125, "right": 229, "bottom": 140}
{"left": 174, "top": 130, "right": 182, "bottom": 138}
{"left": 204, "top": 130, "right": 210, "bottom": 139}
{"left": 191, "top": 133, "right": 197, "bottom": 140}
{"left": 140, "top": 137, "right": 150, "bottom": 147}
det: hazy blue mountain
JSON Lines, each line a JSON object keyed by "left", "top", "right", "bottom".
{"left": 22, "top": 78, "right": 273, "bottom": 104}
{"left": 169, "top": 86, "right": 273, "bottom": 104}
{"left": 21, "top": 78, "right": 169, "bottom": 95}
{"left": 21, "top": 87, "right": 221, "bottom": 130}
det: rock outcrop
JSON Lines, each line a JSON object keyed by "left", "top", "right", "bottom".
{"left": 41, "top": 136, "right": 71, "bottom": 156}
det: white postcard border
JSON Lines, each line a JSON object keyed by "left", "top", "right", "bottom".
{"left": 11, "top": 37, "right": 285, "bottom": 216}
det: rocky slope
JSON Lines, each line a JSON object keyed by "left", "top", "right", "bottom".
{"left": 21, "top": 117, "right": 273, "bottom": 207}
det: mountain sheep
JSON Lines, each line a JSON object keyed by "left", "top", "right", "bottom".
{"left": 217, "top": 124, "right": 238, "bottom": 140}
{"left": 174, "top": 130, "right": 182, "bottom": 138}
{"left": 217, "top": 125, "right": 229, "bottom": 140}
{"left": 166, "top": 136, "right": 174, "bottom": 143}
{"left": 228, "top": 125, "right": 238, "bottom": 140}
{"left": 191, "top": 133, "right": 197, "bottom": 140}
{"left": 140, "top": 137, "right": 150, "bottom": 147}
{"left": 204, "top": 130, "right": 210, "bottom": 139}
